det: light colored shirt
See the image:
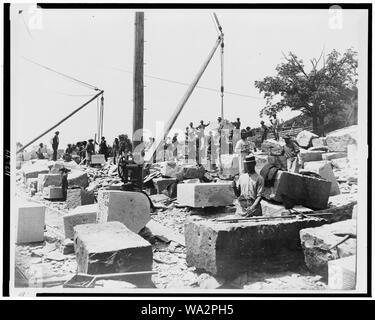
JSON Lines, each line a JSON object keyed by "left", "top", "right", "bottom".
{"left": 236, "top": 172, "right": 265, "bottom": 201}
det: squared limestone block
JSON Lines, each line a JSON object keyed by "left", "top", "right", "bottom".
{"left": 73, "top": 221, "right": 153, "bottom": 274}
{"left": 63, "top": 204, "right": 98, "bottom": 239}
{"left": 16, "top": 201, "right": 46, "bottom": 244}
{"left": 185, "top": 215, "right": 325, "bottom": 277}
{"left": 322, "top": 152, "right": 347, "bottom": 161}
{"left": 303, "top": 160, "right": 340, "bottom": 196}
{"left": 97, "top": 190, "right": 150, "bottom": 233}
{"left": 177, "top": 182, "right": 235, "bottom": 208}
{"left": 91, "top": 154, "right": 106, "bottom": 164}
{"left": 326, "top": 125, "right": 357, "bottom": 152}
{"left": 37, "top": 173, "right": 62, "bottom": 192}
{"left": 296, "top": 130, "right": 318, "bottom": 148}
{"left": 263, "top": 171, "right": 331, "bottom": 210}
{"left": 299, "top": 149, "right": 325, "bottom": 163}
{"left": 311, "top": 137, "right": 327, "bottom": 148}
{"left": 67, "top": 170, "right": 89, "bottom": 188}
{"left": 261, "top": 200, "right": 313, "bottom": 217}
{"left": 300, "top": 219, "right": 356, "bottom": 277}
{"left": 328, "top": 255, "right": 356, "bottom": 290}
{"left": 66, "top": 188, "right": 82, "bottom": 209}
{"left": 43, "top": 186, "right": 63, "bottom": 200}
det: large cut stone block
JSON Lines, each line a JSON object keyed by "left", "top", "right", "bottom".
{"left": 263, "top": 171, "right": 331, "bottom": 210}
{"left": 328, "top": 255, "right": 356, "bottom": 290}
{"left": 296, "top": 130, "right": 318, "bottom": 148}
{"left": 153, "top": 177, "right": 177, "bottom": 194}
{"left": 299, "top": 149, "right": 325, "bottom": 163}
{"left": 261, "top": 200, "right": 313, "bottom": 217}
{"left": 91, "top": 154, "right": 106, "bottom": 164}
{"left": 67, "top": 170, "right": 89, "bottom": 188}
{"left": 16, "top": 201, "right": 46, "bottom": 244}
{"left": 37, "top": 173, "right": 62, "bottom": 192}
{"left": 322, "top": 152, "right": 347, "bottom": 161}
{"left": 65, "top": 188, "right": 95, "bottom": 209}
{"left": 326, "top": 125, "right": 357, "bottom": 152}
{"left": 43, "top": 186, "right": 63, "bottom": 200}
{"left": 74, "top": 222, "right": 153, "bottom": 274}
{"left": 63, "top": 204, "right": 98, "bottom": 239}
{"left": 311, "top": 137, "right": 327, "bottom": 148}
{"left": 22, "top": 164, "right": 49, "bottom": 182}
{"left": 177, "top": 182, "right": 235, "bottom": 208}
{"left": 303, "top": 160, "right": 340, "bottom": 196}
{"left": 300, "top": 219, "right": 356, "bottom": 277}
{"left": 97, "top": 190, "right": 151, "bottom": 233}
{"left": 185, "top": 215, "right": 326, "bottom": 277}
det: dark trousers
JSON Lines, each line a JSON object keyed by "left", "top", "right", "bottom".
{"left": 52, "top": 147, "right": 58, "bottom": 161}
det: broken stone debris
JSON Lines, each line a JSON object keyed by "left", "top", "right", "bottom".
{"left": 97, "top": 190, "right": 151, "bottom": 233}
{"left": 63, "top": 204, "right": 98, "bottom": 239}
{"left": 73, "top": 221, "right": 153, "bottom": 274}
{"left": 263, "top": 171, "right": 331, "bottom": 210}
{"left": 185, "top": 215, "right": 326, "bottom": 277}
{"left": 303, "top": 160, "right": 340, "bottom": 196}
{"left": 16, "top": 201, "right": 46, "bottom": 244}
{"left": 177, "top": 182, "right": 235, "bottom": 208}
{"left": 299, "top": 219, "right": 356, "bottom": 277}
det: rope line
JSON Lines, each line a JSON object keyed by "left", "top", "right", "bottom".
{"left": 22, "top": 56, "right": 99, "bottom": 91}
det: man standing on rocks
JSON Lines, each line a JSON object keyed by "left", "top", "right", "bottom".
{"left": 59, "top": 167, "right": 70, "bottom": 201}
{"left": 232, "top": 155, "right": 264, "bottom": 217}
{"left": 99, "top": 136, "right": 109, "bottom": 161}
{"left": 51, "top": 131, "right": 60, "bottom": 161}
{"left": 86, "top": 139, "right": 95, "bottom": 166}
{"left": 270, "top": 114, "right": 280, "bottom": 141}
{"left": 281, "top": 134, "right": 300, "bottom": 173}
{"left": 260, "top": 121, "right": 268, "bottom": 143}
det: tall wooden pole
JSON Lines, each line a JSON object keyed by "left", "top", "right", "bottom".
{"left": 133, "top": 12, "right": 144, "bottom": 150}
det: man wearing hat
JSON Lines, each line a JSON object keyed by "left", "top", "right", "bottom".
{"left": 260, "top": 121, "right": 269, "bottom": 143}
{"left": 281, "top": 134, "right": 300, "bottom": 173}
{"left": 51, "top": 131, "right": 60, "bottom": 161}
{"left": 232, "top": 155, "right": 265, "bottom": 217}
{"left": 99, "top": 136, "right": 108, "bottom": 161}
{"left": 234, "top": 129, "right": 255, "bottom": 174}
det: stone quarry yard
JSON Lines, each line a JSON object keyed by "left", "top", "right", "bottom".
{"left": 13, "top": 126, "right": 359, "bottom": 292}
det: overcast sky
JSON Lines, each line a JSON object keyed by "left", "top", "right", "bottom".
{"left": 11, "top": 6, "right": 367, "bottom": 149}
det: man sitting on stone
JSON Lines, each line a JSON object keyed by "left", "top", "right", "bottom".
{"left": 232, "top": 155, "right": 265, "bottom": 217}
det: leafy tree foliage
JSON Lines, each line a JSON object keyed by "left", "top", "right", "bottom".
{"left": 254, "top": 49, "right": 358, "bottom": 135}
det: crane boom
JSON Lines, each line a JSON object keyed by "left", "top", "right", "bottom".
{"left": 144, "top": 35, "right": 223, "bottom": 163}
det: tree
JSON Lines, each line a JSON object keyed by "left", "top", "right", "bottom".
{"left": 254, "top": 48, "right": 358, "bottom": 135}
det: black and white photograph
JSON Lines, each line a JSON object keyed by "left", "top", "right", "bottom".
{"left": 3, "top": 2, "right": 371, "bottom": 298}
